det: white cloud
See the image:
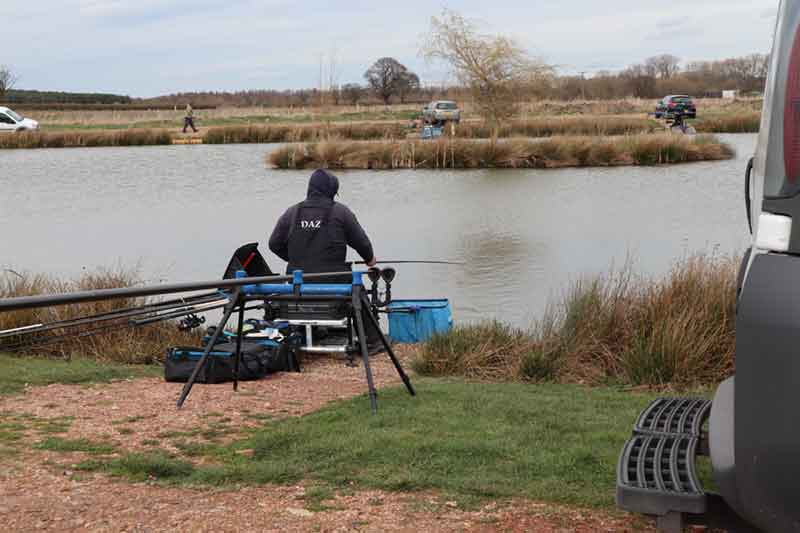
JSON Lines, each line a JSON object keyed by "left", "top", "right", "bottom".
{"left": 1, "top": 0, "right": 779, "bottom": 96}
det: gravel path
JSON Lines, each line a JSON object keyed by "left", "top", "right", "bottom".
{"left": 0, "top": 353, "right": 652, "bottom": 532}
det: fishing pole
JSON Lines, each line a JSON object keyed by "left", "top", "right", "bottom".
{"left": 0, "top": 292, "right": 224, "bottom": 339}
{"left": 129, "top": 299, "right": 252, "bottom": 326}
{"left": 0, "top": 301, "right": 266, "bottom": 353}
{"left": 0, "top": 270, "right": 355, "bottom": 313}
{"left": 352, "top": 260, "right": 465, "bottom": 266}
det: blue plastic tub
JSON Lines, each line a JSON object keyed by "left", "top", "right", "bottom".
{"left": 387, "top": 299, "right": 452, "bottom": 344}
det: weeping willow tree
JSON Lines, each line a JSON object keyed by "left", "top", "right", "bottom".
{"left": 421, "top": 10, "right": 554, "bottom": 139}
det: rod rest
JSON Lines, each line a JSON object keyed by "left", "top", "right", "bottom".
{"left": 236, "top": 269, "right": 365, "bottom": 297}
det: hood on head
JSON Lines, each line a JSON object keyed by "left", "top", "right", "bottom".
{"left": 307, "top": 168, "right": 340, "bottom": 199}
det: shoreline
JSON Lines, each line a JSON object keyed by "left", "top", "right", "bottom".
{"left": 0, "top": 113, "right": 759, "bottom": 150}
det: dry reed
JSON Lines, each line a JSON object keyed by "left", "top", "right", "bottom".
{"left": 0, "top": 268, "right": 199, "bottom": 363}
{"left": 0, "top": 129, "right": 172, "bottom": 149}
{"left": 268, "top": 134, "right": 735, "bottom": 170}
{"left": 695, "top": 112, "right": 761, "bottom": 133}
{"left": 413, "top": 254, "right": 738, "bottom": 388}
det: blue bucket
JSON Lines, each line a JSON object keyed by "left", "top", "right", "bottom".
{"left": 387, "top": 299, "right": 452, "bottom": 344}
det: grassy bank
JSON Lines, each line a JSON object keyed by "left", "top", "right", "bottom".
{"left": 414, "top": 254, "right": 737, "bottom": 388}
{"left": 0, "top": 129, "right": 172, "bottom": 149}
{"left": 72, "top": 379, "right": 660, "bottom": 509}
{"left": 268, "top": 134, "right": 735, "bottom": 170}
{"left": 0, "top": 269, "right": 199, "bottom": 363}
{"left": 205, "top": 116, "right": 662, "bottom": 145}
{"left": 0, "top": 353, "right": 159, "bottom": 395}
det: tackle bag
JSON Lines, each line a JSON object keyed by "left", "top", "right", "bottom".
{"left": 163, "top": 341, "right": 290, "bottom": 383}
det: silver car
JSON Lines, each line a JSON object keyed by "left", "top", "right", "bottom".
{"left": 422, "top": 100, "right": 461, "bottom": 125}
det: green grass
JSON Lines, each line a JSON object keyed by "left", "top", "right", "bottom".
{"left": 35, "top": 436, "right": 117, "bottom": 454}
{"left": 77, "top": 452, "right": 195, "bottom": 482}
{"left": 0, "top": 353, "right": 160, "bottom": 395}
{"left": 80, "top": 380, "right": 663, "bottom": 509}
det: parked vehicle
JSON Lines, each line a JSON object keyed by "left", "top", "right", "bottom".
{"left": 617, "top": 2, "right": 800, "bottom": 531}
{"left": 654, "top": 95, "right": 697, "bottom": 119}
{"left": 422, "top": 101, "right": 461, "bottom": 125}
{"left": 0, "top": 106, "right": 39, "bottom": 132}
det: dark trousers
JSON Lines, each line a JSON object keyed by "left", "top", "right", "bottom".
{"left": 183, "top": 117, "right": 197, "bottom": 133}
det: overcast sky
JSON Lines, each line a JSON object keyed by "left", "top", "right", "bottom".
{"left": 2, "top": 0, "right": 779, "bottom": 97}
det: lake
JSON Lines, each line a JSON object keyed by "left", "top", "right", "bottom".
{"left": 0, "top": 134, "right": 754, "bottom": 326}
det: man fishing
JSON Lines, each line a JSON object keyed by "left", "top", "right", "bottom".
{"left": 269, "top": 168, "right": 380, "bottom": 351}
{"left": 269, "top": 168, "right": 376, "bottom": 274}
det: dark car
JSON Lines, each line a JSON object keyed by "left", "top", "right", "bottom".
{"left": 654, "top": 95, "right": 697, "bottom": 119}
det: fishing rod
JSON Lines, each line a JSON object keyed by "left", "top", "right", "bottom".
{"left": 0, "top": 292, "right": 225, "bottom": 339}
{"left": 352, "top": 260, "right": 465, "bottom": 266}
{"left": 130, "top": 299, "right": 256, "bottom": 327}
{"left": 0, "top": 270, "right": 357, "bottom": 313}
{"left": 0, "top": 301, "right": 266, "bottom": 352}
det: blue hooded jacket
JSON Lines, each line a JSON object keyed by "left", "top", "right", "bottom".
{"left": 268, "top": 169, "right": 374, "bottom": 273}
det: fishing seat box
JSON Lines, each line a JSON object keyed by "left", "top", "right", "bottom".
{"left": 387, "top": 299, "right": 452, "bottom": 344}
{"left": 164, "top": 341, "right": 288, "bottom": 383}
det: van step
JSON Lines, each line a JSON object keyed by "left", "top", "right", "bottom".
{"left": 634, "top": 397, "right": 711, "bottom": 437}
{"left": 617, "top": 433, "right": 706, "bottom": 516}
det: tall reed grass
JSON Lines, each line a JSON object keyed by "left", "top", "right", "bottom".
{"left": 695, "top": 112, "right": 761, "bottom": 133}
{"left": 268, "top": 134, "right": 734, "bottom": 170}
{"left": 413, "top": 254, "right": 738, "bottom": 388}
{"left": 0, "top": 269, "right": 199, "bottom": 363}
{"left": 458, "top": 116, "right": 661, "bottom": 138}
{"left": 202, "top": 123, "right": 405, "bottom": 144}
{"left": 0, "top": 129, "right": 172, "bottom": 149}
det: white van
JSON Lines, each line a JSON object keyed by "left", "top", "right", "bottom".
{"left": 0, "top": 106, "right": 39, "bottom": 132}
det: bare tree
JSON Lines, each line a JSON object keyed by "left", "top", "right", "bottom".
{"left": 726, "top": 54, "right": 770, "bottom": 92}
{"left": 364, "top": 57, "right": 411, "bottom": 106}
{"left": 341, "top": 83, "right": 363, "bottom": 106}
{"left": 0, "top": 65, "right": 18, "bottom": 102}
{"left": 620, "top": 64, "right": 657, "bottom": 98}
{"left": 645, "top": 54, "right": 681, "bottom": 79}
{"left": 327, "top": 47, "right": 341, "bottom": 105}
{"left": 397, "top": 71, "right": 420, "bottom": 103}
{"left": 421, "top": 9, "right": 553, "bottom": 138}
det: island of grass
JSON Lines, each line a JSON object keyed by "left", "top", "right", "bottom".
{"left": 268, "top": 134, "right": 735, "bottom": 170}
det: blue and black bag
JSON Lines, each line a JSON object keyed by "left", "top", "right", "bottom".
{"left": 164, "top": 341, "right": 289, "bottom": 383}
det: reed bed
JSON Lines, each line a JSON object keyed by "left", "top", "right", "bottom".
{"left": 206, "top": 116, "right": 660, "bottom": 144}
{"left": 268, "top": 134, "right": 734, "bottom": 170}
{"left": 0, "top": 268, "right": 199, "bottom": 364}
{"left": 0, "top": 129, "right": 172, "bottom": 149}
{"left": 695, "top": 112, "right": 761, "bottom": 133}
{"left": 458, "top": 116, "right": 661, "bottom": 138}
{"left": 413, "top": 254, "right": 738, "bottom": 388}
{"left": 203, "top": 122, "right": 405, "bottom": 144}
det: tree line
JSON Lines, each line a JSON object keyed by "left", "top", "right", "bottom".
{"left": 555, "top": 53, "right": 769, "bottom": 100}
{"left": 136, "top": 53, "right": 769, "bottom": 108}
{"left": 0, "top": 18, "right": 769, "bottom": 110}
{"left": 2, "top": 89, "right": 132, "bottom": 105}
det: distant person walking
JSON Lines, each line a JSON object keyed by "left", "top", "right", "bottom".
{"left": 182, "top": 103, "right": 198, "bottom": 133}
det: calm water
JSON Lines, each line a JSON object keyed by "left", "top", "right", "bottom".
{"left": 0, "top": 134, "right": 755, "bottom": 326}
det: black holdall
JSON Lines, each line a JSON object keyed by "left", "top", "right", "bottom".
{"left": 164, "top": 341, "right": 289, "bottom": 383}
